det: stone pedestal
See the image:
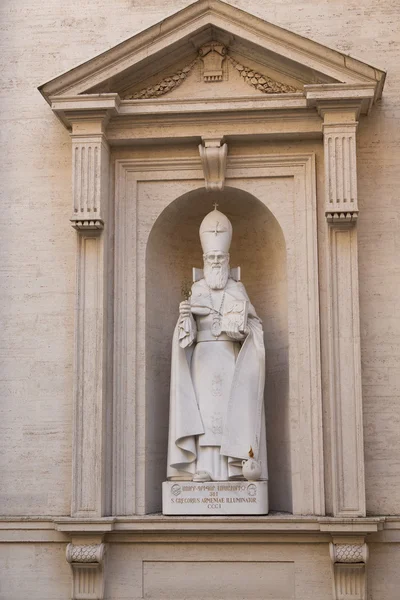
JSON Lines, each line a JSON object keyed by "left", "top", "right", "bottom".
{"left": 162, "top": 481, "right": 269, "bottom": 515}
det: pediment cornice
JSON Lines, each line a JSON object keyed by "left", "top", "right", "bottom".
{"left": 39, "top": 0, "right": 386, "bottom": 122}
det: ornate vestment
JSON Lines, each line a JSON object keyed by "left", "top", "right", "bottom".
{"left": 167, "top": 277, "right": 268, "bottom": 481}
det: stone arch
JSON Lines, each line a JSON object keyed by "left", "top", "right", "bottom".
{"left": 145, "top": 186, "right": 291, "bottom": 512}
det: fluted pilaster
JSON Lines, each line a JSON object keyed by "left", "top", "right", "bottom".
{"left": 322, "top": 109, "right": 365, "bottom": 517}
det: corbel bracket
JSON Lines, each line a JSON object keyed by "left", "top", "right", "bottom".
{"left": 329, "top": 540, "right": 368, "bottom": 600}
{"left": 198, "top": 137, "right": 228, "bottom": 191}
{"left": 66, "top": 542, "right": 107, "bottom": 600}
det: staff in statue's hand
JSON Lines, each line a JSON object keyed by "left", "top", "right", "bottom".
{"left": 178, "top": 279, "right": 195, "bottom": 346}
{"left": 180, "top": 279, "right": 192, "bottom": 318}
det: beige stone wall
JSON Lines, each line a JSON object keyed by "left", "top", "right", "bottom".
{"left": 106, "top": 541, "right": 333, "bottom": 600}
{"left": 0, "top": 533, "right": 399, "bottom": 600}
{"left": 0, "top": 1, "right": 399, "bottom": 598}
{"left": 0, "top": 0, "right": 400, "bottom": 514}
{"left": 1, "top": 0, "right": 398, "bottom": 518}
{"left": 0, "top": 542, "right": 71, "bottom": 599}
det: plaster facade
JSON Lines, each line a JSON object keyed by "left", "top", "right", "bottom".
{"left": 0, "top": 1, "right": 399, "bottom": 599}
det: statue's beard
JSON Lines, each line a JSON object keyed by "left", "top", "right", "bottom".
{"left": 204, "top": 262, "right": 229, "bottom": 290}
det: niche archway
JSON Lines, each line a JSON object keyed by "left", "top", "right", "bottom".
{"left": 146, "top": 186, "right": 290, "bottom": 513}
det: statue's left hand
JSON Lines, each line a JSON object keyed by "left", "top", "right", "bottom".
{"left": 225, "top": 322, "right": 247, "bottom": 341}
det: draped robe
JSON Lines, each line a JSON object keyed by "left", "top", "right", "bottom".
{"left": 167, "top": 277, "right": 268, "bottom": 481}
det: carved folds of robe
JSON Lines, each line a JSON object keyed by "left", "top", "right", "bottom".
{"left": 167, "top": 277, "right": 268, "bottom": 481}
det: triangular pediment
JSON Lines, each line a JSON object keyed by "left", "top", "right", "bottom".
{"left": 39, "top": 0, "right": 385, "bottom": 108}
{"left": 117, "top": 36, "right": 302, "bottom": 103}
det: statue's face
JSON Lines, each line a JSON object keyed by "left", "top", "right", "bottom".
{"left": 203, "top": 251, "right": 229, "bottom": 268}
{"left": 203, "top": 251, "right": 230, "bottom": 290}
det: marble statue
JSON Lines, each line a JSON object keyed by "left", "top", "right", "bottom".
{"left": 167, "top": 206, "right": 268, "bottom": 483}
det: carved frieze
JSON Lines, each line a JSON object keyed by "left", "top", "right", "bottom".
{"left": 228, "top": 56, "right": 299, "bottom": 94}
{"left": 124, "top": 59, "right": 197, "bottom": 100}
{"left": 121, "top": 43, "right": 299, "bottom": 100}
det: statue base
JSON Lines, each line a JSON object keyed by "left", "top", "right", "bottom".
{"left": 162, "top": 480, "right": 269, "bottom": 515}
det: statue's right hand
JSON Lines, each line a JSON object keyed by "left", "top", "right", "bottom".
{"left": 179, "top": 300, "right": 192, "bottom": 318}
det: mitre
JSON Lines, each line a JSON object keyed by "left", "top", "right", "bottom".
{"left": 199, "top": 207, "right": 232, "bottom": 253}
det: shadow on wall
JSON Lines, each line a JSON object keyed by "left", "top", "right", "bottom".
{"left": 145, "top": 186, "right": 290, "bottom": 513}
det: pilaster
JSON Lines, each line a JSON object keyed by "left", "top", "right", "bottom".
{"left": 70, "top": 113, "right": 111, "bottom": 518}
{"left": 322, "top": 107, "right": 366, "bottom": 517}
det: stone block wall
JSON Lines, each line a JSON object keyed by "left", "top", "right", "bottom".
{"left": 0, "top": 1, "right": 399, "bottom": 598}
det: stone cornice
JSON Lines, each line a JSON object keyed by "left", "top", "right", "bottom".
{"left": 0, "top": 515, "right": 393, "bottom": 537}
{"left": 5, "top": 517, "right": 400, "bottom": 545}
{"left": 53, "top": 516, "right": 386, "bottom": 535}
{"left": 305, "top": 82, "right": 376, "bottom": 116}
{"left": 49, "top": 94, "right": 120, "bottom": 129}
{"left": 49, "top": 82, "right": 377, "bottom": 135}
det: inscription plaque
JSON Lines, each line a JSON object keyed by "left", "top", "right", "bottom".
{"left": 162, "top": 481, "right": 268, "bottom": 515}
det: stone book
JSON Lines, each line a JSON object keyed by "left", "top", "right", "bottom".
{"left": 221, "top": 299, "right": 248, "bottom": 334}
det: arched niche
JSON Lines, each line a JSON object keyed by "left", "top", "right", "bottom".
{"left": 113, "top": 153, "right": 322, "bottom": 517}
{"left": 146, "top": 186, "right": 291, "bottom": 513}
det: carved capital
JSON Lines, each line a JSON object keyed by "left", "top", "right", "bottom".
{"left": 198, "top": 137, "right": 228, "bottom": 191}
{"left": 329, "top": 542, "right": 368, "bottom": 600}
{"left": 323, "top": 120, "right": 358, "bottom": 227}
{"left": 70, "top": 133, "right": 110, "bottom": 232}
{"left": 66, "top": 543, "right": 107, "bottom": 600}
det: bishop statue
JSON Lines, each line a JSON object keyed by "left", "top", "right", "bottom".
{"left": 167, "top": 206, "right": 268, "bottom": 482}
